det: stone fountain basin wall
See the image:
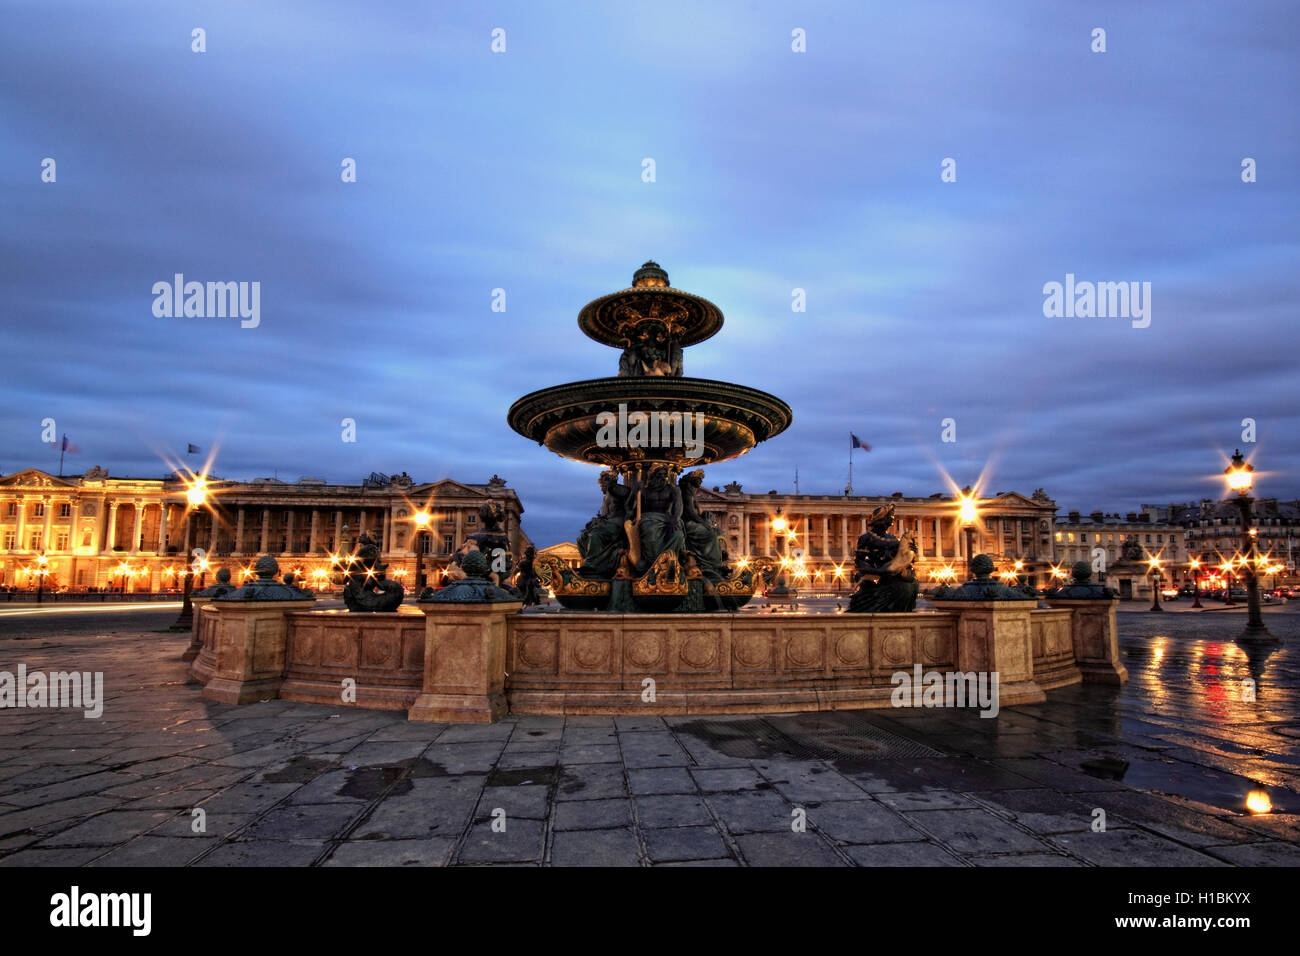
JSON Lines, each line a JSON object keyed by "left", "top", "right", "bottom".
{"left": 188, "top": 599, "right": 1123, "bottom": 720}
{"left": 506, "top": 609, "right": 1075, "bottom": 715}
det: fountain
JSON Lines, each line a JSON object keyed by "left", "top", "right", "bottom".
{"left": 507, "top": 261, "right": 791, "bottom": 612}
{"left": 187, "top": 263, "right": 1129, "bottom": 719}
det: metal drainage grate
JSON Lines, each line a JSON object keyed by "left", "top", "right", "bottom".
{"left": 676, "top": 713, "right": 945, "bottom": 761}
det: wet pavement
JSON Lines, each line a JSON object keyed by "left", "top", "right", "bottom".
{"left": 0, "top": 606, "right": 1296, "bottom": 866}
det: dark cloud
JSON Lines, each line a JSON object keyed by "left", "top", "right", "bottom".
{"left": 2, "top": 1, "right": 1296, "bottom": 546}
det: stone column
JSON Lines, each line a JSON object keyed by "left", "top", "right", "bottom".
{"left": 333, "top": 510, "right": 343, "bottom": 552}
{"left": 763, "top": 519, "right": 770, "bottom": 556}
{"left": 259, "top": 508, "right": 270, "bottom": 554}
{"left": 105, "top": 502, "right": 118, "bottom": 552}
{"left": 157, "top": 503, "right": 169, "bottom": 553}
{"left": 284, "top": 509, "right": 294, "bottom": 553}
{"left": 309, "top": 509, "right": 320, "bottom": 554}
{"left": 208, "top": 509, "right": 219, "bottom": 554}
{"left": 935, "top": 517, "right": 944, "bottom": 560}
{"left": 41, "top": 496, "right": 53, "bottom": 552}
{"left": 380, "top": 510, "right": 390, "bottom": 555}
{"left": 235, "top": 507, "right": 246, "bottom": 555}
{"left": 454, "top": 510, "right": 464, "bottom": 548}
{"left": 14, "top": 496, "right": 26, "bottom": 550}
{"left": 821, "top": 514, "right": 829, "bottom": 558}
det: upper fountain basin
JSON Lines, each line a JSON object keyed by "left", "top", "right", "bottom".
{"left": 507, "top": 376, "right": 792, "bottom": 467}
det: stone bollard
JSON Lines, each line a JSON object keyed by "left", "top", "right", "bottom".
{"left": 410, "top": 550, "right": 521, "bottom": 723}
{"left": 928, "top": 555, "right": 1046, "bottom": 707}
{"left": 183, "top": 568, "right": 234, "bottom": 662}
{"left": 191, "top": 557, "right": 314, "bottom": 704}
{"left": 1044, "top": 563, "right": 1128, "bottom": 685}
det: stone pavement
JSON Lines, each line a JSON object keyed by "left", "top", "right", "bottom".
{"left": 0, "top": 608, "right": 1297, "bottom": 866}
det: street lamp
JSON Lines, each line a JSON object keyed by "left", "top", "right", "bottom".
{"left": 413, "top": 511, "right": 431, "bottom": 589}
{"left": 768, "top": 507, "right": 797, "bottom": 603}
{"left": 1148, "top": 557, "right": 1163, "bottom": 612}
{"left": 173, "top": 476, "right": 208, "bottom": 628}
{"left": 1224, "top": 449, "right": 1275, "bottom": 644}
{"left": 958, "top": 488, "right": 979, "bottom": 574}
{"left": 35, "top": 552, "right": 48, "bottom": 604}
{"left": 1189, "top": 558, "right": 1202, "bottom": 609}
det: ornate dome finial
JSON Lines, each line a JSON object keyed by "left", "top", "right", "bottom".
{"left": 632, "top": 261, "right": 669, "bottom": 288}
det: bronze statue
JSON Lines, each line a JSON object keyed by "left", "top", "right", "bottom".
{"left": 848, "top": 504, "right": 919, "bottom": 613}
{"left": 632, "top": 464, "right": 686, "bottom": 574}
{"left": 577, "top": 470, "right": 631, "bottom": 577}
{"left": 513, "top": 545, "right": 541, "bottom": 606}
{"left": 678, "top": 469, "right": 729, "bottom": 581}
{"left": 617, "top": 319, "right": 683, "bottom": 377}
{"left": 342, "top": 532, "right": 404, "bottom": 612}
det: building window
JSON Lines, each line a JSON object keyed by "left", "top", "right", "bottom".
{"left": 58, "top": 503, "right": 72, "bottom": 517}
{"left": 1080, "top": 533, "right": 1088, "bottom": 543}
{"left": 33, "top": 502, "right": 45, "bottom": 517}
{"left": 442, "top": 535, "right": 453, "bottom": 553}
{"left": 5, "top": 502, "right": 16, "bottom": 517}
{"left": 1055, "top": 532, "right": 1062, "bottom": 541}
{"left": 29, "top": 532, "right": 42, "bottom": 550}
{"left": 2, "top": 532, "right": 13, "bottom": 550}
{"left": 467, "top": 514, "right": 477, "bottom": 525}
{"left": 56, "top": 533, "right": 69, "bottom": 551}
{"left": 1145, "top": 534, "right": 1151, "bottom": 543}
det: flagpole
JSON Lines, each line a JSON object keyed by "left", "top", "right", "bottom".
{"left": 59, "top": 435, "right": 65, "bottom": 477}
{"left": 848, "top": 433, "right": 852, "bottom": 493}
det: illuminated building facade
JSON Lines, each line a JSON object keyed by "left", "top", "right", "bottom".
{"left": 0, "top": 467, "right": 529, "bottom": 592}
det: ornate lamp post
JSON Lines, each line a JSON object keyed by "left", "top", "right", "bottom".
{"left": 768, "top": 507, "right": 797, "bottom": 603}
{"left": 1189, "top": 558, "right": 1202, "bottom": 608}
{"left": 172, "top": 477, "right": 208, "bottom": 628}
{"left": 1148, "top": 557, "right": 1163, "bottom": 612}
{"left": 1225, "top": 449, "right": 1275, "bottom": 644}
{"left": 959, "top": 489, "right": 978, "bottom": 574}
{"left": 413, "top": 511, "right": 431, "bottom": 589}
{"left": 35, "top": 552, "right": 48, "bottom": 604}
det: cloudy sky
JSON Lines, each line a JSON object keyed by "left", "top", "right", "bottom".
{"left": 2, "top": 1, "right": 1296, "bottom": 546}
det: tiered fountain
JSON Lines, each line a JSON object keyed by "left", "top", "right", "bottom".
{"left": 508, "top": 262, "right": 792, "bottom": 612}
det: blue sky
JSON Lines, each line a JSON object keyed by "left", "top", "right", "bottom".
{"left": 2, "top": 1, "right": 1297, "bottom": 546}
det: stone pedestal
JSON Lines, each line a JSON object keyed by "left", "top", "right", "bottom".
{"left": 181, "top": 596, "right": 212, "bottom": 662}
{"left": 929, "top": 601, "right": 1046, "bottom": 707}
{"left": 1044, "top": 597, "right": 1128, "bottom": 685}
{"left": 196, "top": 601, "right": 310, "bottom": 704}
{"left": 409, "top": 602, "right": 521, "bottom": 722}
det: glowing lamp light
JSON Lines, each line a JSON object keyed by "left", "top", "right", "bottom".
{"left": 1245, "top": 790, "right": 1272, "bottom": 814}
{"left": 1225, "top": 449, "right": 1253, "bottom": 494}
{"left": 414, "top": 512, "right": 430, "bottom": 527}
{"left": 958, "top": 493, "right": 978, "bottom": 526}
{"left": 771, "top": 515, "right": 787, "bottom": 534}
{"left": 186, "top": 477, "right": 208, "bottom": 507}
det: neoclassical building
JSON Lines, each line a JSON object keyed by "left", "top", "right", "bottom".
{"left": 687, "top": 482, "right": 1060, "bottom": 588}
{"left": 0, "top": 467, "right": 529, "bottom": 592}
